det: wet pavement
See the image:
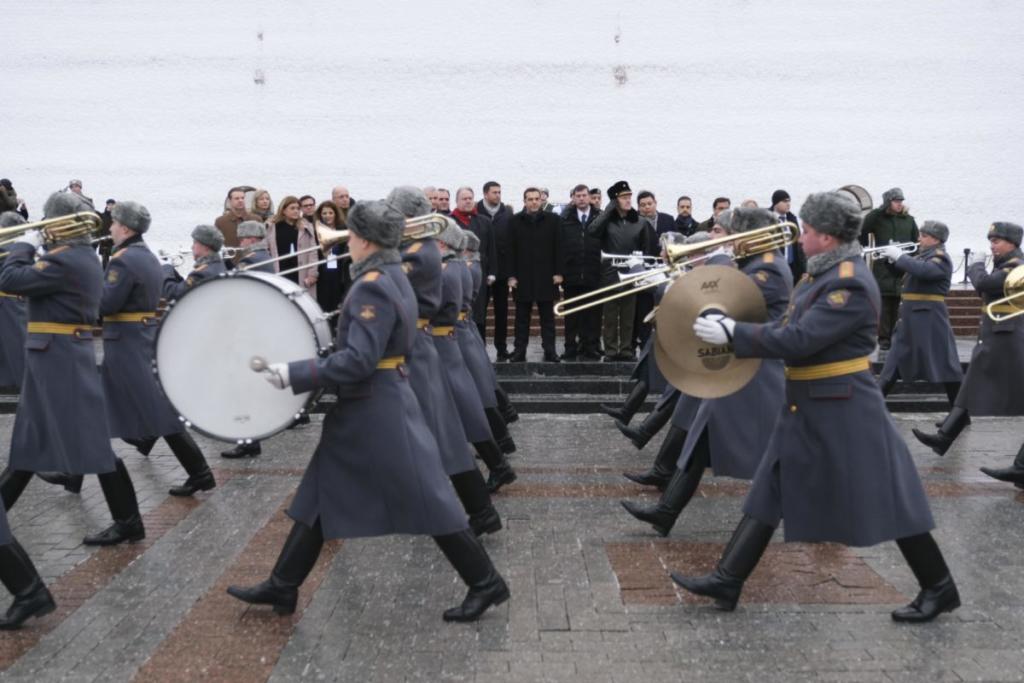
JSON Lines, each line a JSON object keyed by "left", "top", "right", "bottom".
{"left": 1, "top": 406, "right": 1022, "bottom": 682}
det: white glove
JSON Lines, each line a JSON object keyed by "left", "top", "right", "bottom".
{"left": 263, "top": 362, "right": 290, "bottom": 390}
{"left": 968, "top": 250, "right": 987, "bottom": 266}
{"left": 15, "top": 229, "right": 43, "bottom": 249}
{"left": 880, "top": 245, "right": 904, "bottom": 263}
{"left": 487, "top": 275, "right": 496, "bottom": 285}
{"left": 693, "top": 313, "right": 736, "bottom": 345}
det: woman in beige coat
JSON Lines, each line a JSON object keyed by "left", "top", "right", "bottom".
{"left": 265, "top": 195, "right": 318, "bottom": 299}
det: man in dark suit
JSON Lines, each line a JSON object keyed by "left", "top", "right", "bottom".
{"left": 633, "top": 191, "right": 666, "bottom": 349}
{"left": 559, "top": 184, "right": 603, "bottom": 360}
{"left": 638, "top": 191, "right": 676, "bottom": 236}
{"left": 770, "top": 189, "right": 805, "bottom": 281}
{"left": 476, "top": 182, "right": 514, "bottom": 360}
{"left": 509, "top": 188, "right": 563, "bottom": 362}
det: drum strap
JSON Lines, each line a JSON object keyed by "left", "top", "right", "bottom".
{"left": 376, "top": 356, "right": 406, "bottom": 369}
{"left": 784, "top": 356, "right": 870, "bottom": 381}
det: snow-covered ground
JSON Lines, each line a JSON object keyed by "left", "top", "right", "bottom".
{"left": 4, "top": 1, "right": 1024, "bottom": 265}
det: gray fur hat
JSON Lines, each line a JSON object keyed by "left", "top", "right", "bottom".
{"left": 919, "top": 220, "right": 949, "bottom": 244}
{"left": 237, "top": 220, "right": 267, "bottom": 239}
{"left": 463, "top": 231, "right": 481, "bottom": 252}
{"left": 437, "top": 217, "right": 465, "bottom": 250}
{"left": 683, "top": 230, "right": 711, "bottom": 245}
{"left": 347, "top": 199, "right": 405, "bottom": 249}
{"left": 191, "top": 224, "right": 224, "bottom": 251}
{"left": 111, "top": 201, "right": 151, "bottom": 234}
{"left": 730, "top": 207, "right": 776, "bottom": 234}
{"left": 798, "top": 192, "right": 863, "bottom": 243}
{"left": 0, "top": 211, "right": 27, "bottom": 228}
{"left": 882, "top": 187, "right": 905, "bottom": 204}
{"left": 715, "top": 208, "right": 736, "bottom": 234}
{"left": 988, "top": 222, "right": 1023, "bottom": 247}
{"left": 43, "top": 190, "right": 93, "bottom": 219}
{"left": 386, "top": 185, "right": 431, "bottom": 218}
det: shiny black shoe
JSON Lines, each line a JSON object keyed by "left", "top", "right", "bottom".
{"left": 168, "top": 469, "right": 216, "bottom": 497}
{"left": 83, "top": 516, "right": 145, "bottom": 546}
{"left": 469, "top": 505, "right": 503, "bottom": 536}
{"left": 485, "top": 465, "right": 517, "bottom": 494}
{"left": 0, "top": 580, "right": 56, "bottom": 630}
{"left": 542, "top": 352, "right": 561, "bottom": 363}
{"left": 891, "top": 576, "right": 960, "bottom": 623}
{"left": 37, "top": 472, "right": 83, "bottom": 494}
{"left": 0, "top": 542, "right": 57, "bottom": 631}
{"left": 124, "top": 437, "right": 158, "bottom": 457}
{"left": 226, "top": 578, "right": 298, "bottom": 615}
{"left": 616, "top": 420, "right": 654, "bottom": 450}
{"left": 979, "top": 465, "right": 1024, "bottom": 488}
{"left": 600, "top": 403, "right": 626, "bottom": 421}
{"left": 671, "top": 568, "right": 744, "bottom": 611}
{"left": 620, "top": 501, "right": 674, "bottom": 537}
{"left": 221, "top": 442, "right": 261, "bottom": 459}
{"left": 495, "top": 349, "right": 511, "bottom": 362}
{"left": 443, "top": 575, "right": 510, "bottom": 622}
{"left": 508, "top": 351, "right": 527, "bottom": 363}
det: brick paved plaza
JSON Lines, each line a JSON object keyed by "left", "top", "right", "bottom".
{"left": 1, "top": 410, "right": 1022, "bottom": 682}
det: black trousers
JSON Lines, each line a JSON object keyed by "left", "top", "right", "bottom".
{"left": 633, "top": 291, "right": 655, "bottom": 351}
{"left": 562, "top": 285, "right": 602, "bottom": 356}
{"left": 878, "top": 295, "right": 901, "bottom": 342}
{"left": 514, "top": 300, "right": 555, "bottom": 354}
{"left": 482, "top": 279, "right": 510, "bottom": 352}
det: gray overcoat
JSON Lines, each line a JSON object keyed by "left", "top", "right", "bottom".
{"left": 238, "top": 247, "right": 275, "bottom": 274}
{"left": 100, "top": 238, "right": 183, "bottom": 440}
{"left": 734, "top": 253, "right": 935, "bottom": 546}
{"left": 0, "top": 291, "right": 26, "bottom": 388}
{"left": 456, "top": 259, "right": 499, "bottom": 406}
{"left": 161, "top": 255, "right": 227, "bottom": 300}
{"left": 286, "top": 258, "right": 468, "bottom": 540}
{"left": 0, "top": 242, "right": 118, "bottom": 474}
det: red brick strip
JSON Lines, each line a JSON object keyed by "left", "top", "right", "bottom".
{"left": 606, "top": 540, "right": 907, "bottom": 606}
{"left": 132, "top": 501, "right": 341, "bottom": 682}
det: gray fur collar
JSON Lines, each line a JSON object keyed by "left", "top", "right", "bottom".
{"left": 350, "top": 248, "right": 400, "bottom": 280}
{"left": 806, "top": 241, "right": 862, "bottom": 276}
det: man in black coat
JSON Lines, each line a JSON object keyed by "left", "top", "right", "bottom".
{"left": 509, "top": 188, "right": 563, "bottom": 362}
{"left": 770, "top": 189, "right": 805, "bottom": 281}
{"left": 674, "top": 196, "right": 699, "bottom": 236}
{"left": 559, "top": 184, "right": 603, "bottom": 360}
{"left": 476, "top": 181, "right": 515, "bottom": 359}
{"left": 634, "top": 191, "right": 670, "bottom": 349}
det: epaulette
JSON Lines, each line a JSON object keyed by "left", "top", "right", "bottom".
{"left": 194, "top": 264, "right": 208, "bottom": 272}
{"left": 935, "top": 249, "right": 945, "bottom": 256}
{"left": 406, "top": 242, "right": 423, "bottom": 255}
{"left": 47, "top": 245, "right": 69, "bottom": 256}
{"left": 838, "top": 261, "right": 855, "bottom": 278}
{"left": 762, "top": 252, "right": 774, "bottom": 264}
{"left": 363, "top": 271, "right": 381, "bottom": 282}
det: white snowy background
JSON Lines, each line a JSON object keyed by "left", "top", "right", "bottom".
{"left": 4, "top": 0, "right": 1024, "bottom": 266}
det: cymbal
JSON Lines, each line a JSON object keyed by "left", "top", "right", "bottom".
{"left": 653, "top": 265, "right": 767, "bottom": 399}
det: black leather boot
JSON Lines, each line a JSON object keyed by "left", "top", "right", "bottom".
{"left": 495, "top": 387, "right": 518, "bottom": 424}
{"left": 484, "top": 407, "right": 516, "bottom": 455}
{"left": 227, "top": 519, "right": 324, "bottom": 615}
{"left": 165, "top": 432, "right": 216, "bottom": 497}
{"left": 0, "top": 540, "right": 56, "bottom": 630}
{"left": 36, "top": 472, "right": 84, "bottom": 494}
{"left": 621, "top": 437, "right": 708, "bottom": 536}
{"left": 670, "top": 514, "right": 775, "bottom": 611}
{"left": 616, "top": 396, "right": 675, "bottom": 450}
{"left": 124, "top": 437, "right": 157, "bottom": 457}
{"left": 912, "top": 407, "right": 970, "bottom": 456}
{"left": 474, "top": 441, "right": 517, "bottom": 494}
{"left": 433, "top": 529, "right": 510, "bottom": 622}
{"left": 980, "top": 441, "right": 1024, "bottom": 488}
{"left": 623, "top": 426, "right": 687, "bottom": 489}
{"left": 878, "top": 372, "right": 899, "bottom": 397}
{"left": 84, "top": 458, "right": 145, "bottom": 546}
{"left": 450, "top": 469, "right": 502, "bottom": 536}
{"left": 0, "top": 468, "right": 32, "bottom": 511}
{"left": 892, "top": 533, "right": 960, "bottom": 622}
{"left": 934, "top": 384, "right": 968, "bottom": 427}
{"left": 600, "top": 381, "right": 648, "bottom": 424}
{"left": 221, "top": 441, "right": 261, "bottom": 459}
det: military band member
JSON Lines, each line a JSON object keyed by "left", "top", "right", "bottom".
{"left": 913, "top": 222, "right": 1024, "bottom": 455}
{"left": 434, "top": 220, "right": 517, "bottom": 493}
{"left": 227, "top": 200, "right": 509, "bottom": 622}
{"left": 161, "top": 224, "right": 227, "bottom": 301}
{"left": 0, "top": 191, "right": 146, "bottom": 546}
{"left": 980, "top": 439, "right": 1024, "bottom": 488}
{"left": 876, "top": 221, "right": 963, "bottom": 406}
{"left": 674, "top": 191, "right": 958, "bottom": 623}
{"left": 235, "top": 220, "right": 275, "bottom": 273}
{"left": 0, "top": 212, "right": 28, "bottom": 390}
{"left": 622, "top": 209, "right": 792, "bottom": 536}
{"left": 0, "top": 506, "right": 54, "bottom": 629}
{"left": 389, "top": 186, "right": 502, "bottom": 536}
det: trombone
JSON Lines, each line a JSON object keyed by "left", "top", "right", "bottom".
{"left": 985, "top": 264, "right": 1024, "bottom": 321}
{"left": 0, "top": 212, "right": 104, "bottom": 253}
{"left": 601, "top": 251, "right": 665, "bottom": 268}
{"left": 554, "top": 222, "right": 797, "bottom": 317}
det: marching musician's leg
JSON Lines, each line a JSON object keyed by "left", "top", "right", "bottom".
{"left": 165, "top": 432, "right": 216, "bottom": 497}
{"left": 123, "top": 437, "right": 157, "bottom": 457}
{"left": 600, "top": 380, "right": 648, "bottom": 424}
{"left": 622, "top": 425, "right": 687, "bottom": 489}
{"left": 84, "top": 457, "right": 145, "bottom": 546}
{"left": 433, "top": 529, "right": 510, "bottom": 622}
{"left": 484, "top": 408, "right": 516, "bottom": 455}
{"left": 943, "top": 382, "right": 962, "bottom": 408}
{"left": 227, "top": 518, "right": 325, "bottom": 615}
{"left": 878, "top": 369, "right": 900, "bottom": 397}
{"left": 0, "top": 468, "right": 33, "bottom": 511}
{"left": 621, "top": 431, "right": 709, "bottom": 536}
{"left": 35, "top": 472, "right": 83, "bottom": 494}
{"left": 450, "top": 469, "right": 502, "bottom": 536}
{"left": 911, "top": 407, "right": 970, "bottom": 456}
{"left": 980, "top": 440, "right": 1024, "bottom": 487}
{"left": 495, "top": 386, "right": 519, "bottom": 424}
{"left": 0, "top": 539, "right": 56, "bottom": 630}
{"left": 221, "top": 440, "right": 262, "bottom": 459}
{"left": 892, "top": 533, "right": 960, "bottom": 622}
{"left": 473, "top": 440, "right": 517, "bottom": 494}
{"left": 615, "top": 395, "right": 674, "bottom": 450}
{"left": 670, "top": 514, "right": 776, "bottom": 611}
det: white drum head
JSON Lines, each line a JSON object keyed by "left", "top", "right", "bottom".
{"left": 155, "top": 273, "right": 329, "bottom": 442}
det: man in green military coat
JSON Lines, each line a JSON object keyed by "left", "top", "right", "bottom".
{"left": 860, "top": 187, "right": 918, "bottom": 349}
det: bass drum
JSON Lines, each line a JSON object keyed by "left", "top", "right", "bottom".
{"left": 154, "top": 271, "right": 333, "bottom": 443}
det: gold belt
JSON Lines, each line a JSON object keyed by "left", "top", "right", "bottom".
{"left": 986, "top": 304, "right": 1017, "bottom": 314}
{"left": 376, "top": 356, "right": 406, "bottom": 369}
{"left": 27, "top": 322, "right": 94, "bottom": 336}
{"left": 902, "top": 293, "right": 945, "bottom": 303}
{"left": 0, "top": 292, "right": 20, "bottom": 299}
{"left": 785, "top": 356, "right": 870, "bottom": 381}
{"left": 457, "top": 312, "right": 468, "bottom": 321}
{"left": 431, "top": 326, "right": 455, "bottom": 336}
{"left": 104, "top": 311, "right": 158, "bottom": 323}
{"left": 416, "top": 318, "right": 430, "bottom": 330}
